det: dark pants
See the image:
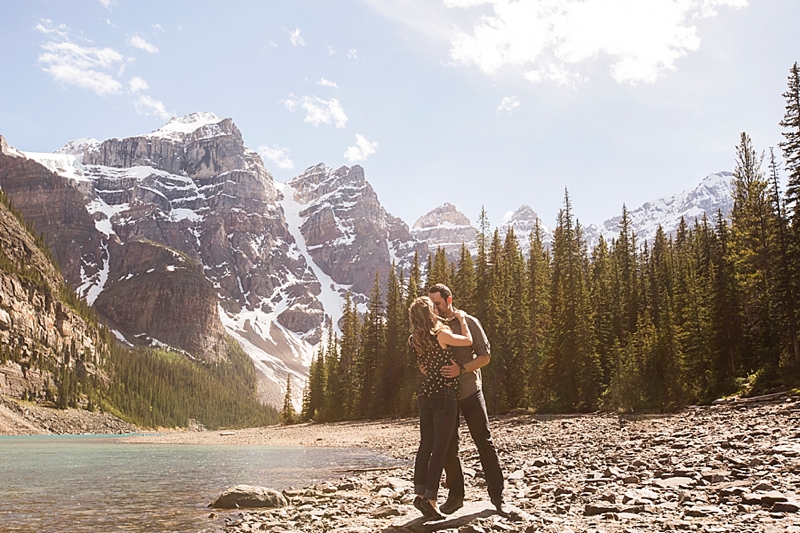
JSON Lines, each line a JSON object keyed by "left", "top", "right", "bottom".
{"left": 444, "top": 389, "right": 504, "bottom": 502}
{"left": 414, "top": 389, "right": 458, "bottom": 501}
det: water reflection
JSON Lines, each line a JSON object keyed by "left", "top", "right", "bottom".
{"left": 0, "top": 435, "right": 404, "bottom": 533}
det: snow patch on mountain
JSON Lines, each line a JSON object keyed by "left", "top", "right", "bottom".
{"left": 147, "top": 111, "right": 224, "bottom": 139}
{"left": 277, "top": 180, "right": 348, "bottom": 334}
{"left": 21, "top": 151, "right": 88, "bottom": 182}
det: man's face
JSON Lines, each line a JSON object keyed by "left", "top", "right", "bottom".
{"left": 428, "top": 292, "right": 453, "bottom": 318}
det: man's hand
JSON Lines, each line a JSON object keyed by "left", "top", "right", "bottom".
{"left": 419, "top": 364, "right": 427, "bottom": 376}
{"left": 440, "top": 359, "right": 460, "bottom": 379}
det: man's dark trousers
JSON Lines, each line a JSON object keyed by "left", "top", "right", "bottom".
{"left": 443, "top": 389, "right": 504, "bottom": 502}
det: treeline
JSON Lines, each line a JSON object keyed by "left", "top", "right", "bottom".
{"left": 300, "top": 62, "right": 800, "bottom": 420}
{"left": 103, "top": 339, "right": 279, "bottom": 429}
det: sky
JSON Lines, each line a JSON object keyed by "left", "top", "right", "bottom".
{"left": 1, "top": 0, "right": 798, "bottom": 229}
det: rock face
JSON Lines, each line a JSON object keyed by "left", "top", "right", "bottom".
{"left": 411, "top": 203, "right": 476, "bottom": 260}
{"left": 93, "top": 240, "right": 227, "bottom": 360}
{"left": 287, "top": 164, "right": 425, "bottom": 298}
{"left": 0, "top": 147, "right": 108, "bottom": 403}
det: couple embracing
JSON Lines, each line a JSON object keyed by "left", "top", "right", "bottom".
{"left": 408, "top": 283, "right": 507, "bottom": 521}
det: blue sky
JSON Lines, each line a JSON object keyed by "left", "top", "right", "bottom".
{"left": 1, "top": 0, "right": 798, "bottom": 229}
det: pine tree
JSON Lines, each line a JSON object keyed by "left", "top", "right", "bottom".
{"left": 590, "top": 235, "right": 615, "bottom": 389}
{"left": 542, "top": 191, "right": 600, "bottom": 411}
{"left": 379, "top": 263, "right": 406, "bottom": 416}
{"left": 356, "top": 272, "right": 385, "bottom": 418}
{"left": 780, "top": 62, "right": 800, "bottom": 228}
{"left": 729, "top": 132, "right": 779, "bottom": 374}
{"left": 280, "top": 375, "right": 296, "bottom": 425}
{"left": 428, "top": 247, "right": 450, "bottom": 287}
{"left": 767, "top": 148, "right": 800, "bottom": 364}
{"left": 454, "top": 243, "right": 477, "bottom": 315}
{"left": 526, "top": 221, "right": 551, "bottom": 407}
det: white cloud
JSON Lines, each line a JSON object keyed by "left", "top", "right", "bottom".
{"left": 344, "top": 134, "right": 378, "bottom": 163}
{"left": 290, "top": 28, "right": 305, "bottom": 46}
{"left": 152, "top": 23, "right": 165, "bottom": 33}
{"left": 446, "top": 0, "right": 748, "bottom": 85}
{"left": 317, "top": 77, "right": 338, "bottom": 88}
{"left": 128, "top": 76, "right": 148, "bottom": 93}
{"left": 37, "top": 37, "right": 124, "bottom": 96}
{"left": 283, "top": 95, "right": 348, "bottom": 128}
{"left": 258, "top": 145, "right": 294, "bottom": 170}
{"left": 348, "top": 49, "right": 358, "bottom": 59}
{"left": 498, "top": 95, "right": 520, "bottom": 111}
{"left": 99, "top": 0, "right": 114, "bottom": 9}
{"left": 130, "top": 35, "right": 158, "bottom": 54}
{"left": 34, "top": 19, "right": 69, "bottom": 38}
{"left": 134, "top": 95, "right": 173, "bottom": 121}
{"left": 327, "top": 45, "right": 337, "bottom": 56}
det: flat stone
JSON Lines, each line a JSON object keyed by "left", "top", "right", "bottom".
{"left": 585, "top": 503, "right": 619, "bottom": 516}
{"left": 761, "top": 491, "right": 788, "bottom": 505}
{"left": 371, "top": 506, "right": 401, "bottom": 518}
{"left": 771, "top": 502, "right": 800, "bottom": 513}
{"left": 387, "top": 477, "right": 413, "bottom": 491}
{"left": 655, "top": 477, "right": 695, "bottom": 489}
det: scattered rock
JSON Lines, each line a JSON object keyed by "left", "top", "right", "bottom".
{"left": 209, "top": 485, "right": 288, "bottom": 509}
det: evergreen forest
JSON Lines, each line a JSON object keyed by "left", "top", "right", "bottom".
{"left": 299, "top": 63, "right": 800, "bottom": 422}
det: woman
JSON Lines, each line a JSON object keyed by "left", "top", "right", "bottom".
{"left": 408, "top": 296, "right": 472, "bottom": 520}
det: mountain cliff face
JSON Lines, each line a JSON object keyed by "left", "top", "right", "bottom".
{"left": 286, "top": 164, "right": 426, "bottom": 299}
{"left": 0, "top": 138, "right": 107, "bottom": 403}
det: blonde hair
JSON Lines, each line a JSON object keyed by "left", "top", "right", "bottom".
{"left": 408, "top": 296, "right": 447, "bottom": 355}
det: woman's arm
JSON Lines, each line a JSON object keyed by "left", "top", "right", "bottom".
{"left": 437, "top": 310, "right": 473, "bottom": 347}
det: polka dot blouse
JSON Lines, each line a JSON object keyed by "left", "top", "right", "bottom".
{"left": 413, "top": 332, "right": 459, "bottom": 397}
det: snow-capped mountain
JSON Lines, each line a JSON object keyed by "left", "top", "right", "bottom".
{"left": 583, "top": 171, "right": 735, "bottom": 248}
{"left": 411, "top": 203, "right": 477, "bottom": 259}
{"left": 414, "top": 172, "right": 735, "bottom": 257}
{"left": 500, "top": 205, "right": 553, "bottom": 252}
{"left": 0, "top": 113, "right": 428, "bottom": 409}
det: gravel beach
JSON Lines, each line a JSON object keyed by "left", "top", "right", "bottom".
{"left": 129, "top": 395, "right": 800, "bottom": 533}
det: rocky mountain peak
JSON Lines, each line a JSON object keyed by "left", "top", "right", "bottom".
{"left": 148, "top": 111, "right": 224, "bottom": 139}
{"left": 55, "top": 138, "right": 99, "bottom": 156}
{"left": 584, "top": 171, "right": 735, "bottom": 248}
{"left": 411, "top": 203, "right": 477, "bottom": 259}
{"left": 413, "top": 202, "right": 471, "bottom": 229}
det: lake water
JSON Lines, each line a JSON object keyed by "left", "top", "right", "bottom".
{"left": 0, "top": 434, "right": 405, "bottom": 533}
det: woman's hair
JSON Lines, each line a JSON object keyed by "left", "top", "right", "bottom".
{"left": 408, "top": 296, "right": 447, "bottom": 355}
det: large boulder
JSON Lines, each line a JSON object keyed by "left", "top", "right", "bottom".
{"left": 209, "top": 485, "right": 288, "bottom": 509}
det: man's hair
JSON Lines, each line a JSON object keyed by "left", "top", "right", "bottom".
{"left": 427, "top": 283, "right": 452, "bottom": 300}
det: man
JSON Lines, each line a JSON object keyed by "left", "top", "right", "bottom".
{"left": 427, "top": 283, "right": 507, "bottom": 516}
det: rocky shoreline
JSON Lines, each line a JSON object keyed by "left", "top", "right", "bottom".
{"left": 0, "top": 395, "right": 137, "bottom": 435}
{"left": 206, "top": 395, "right": 800, "bottom": 533}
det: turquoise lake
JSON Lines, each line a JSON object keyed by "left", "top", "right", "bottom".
{"left": 0, "top": 435, "right": 403, "bottom": 532}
